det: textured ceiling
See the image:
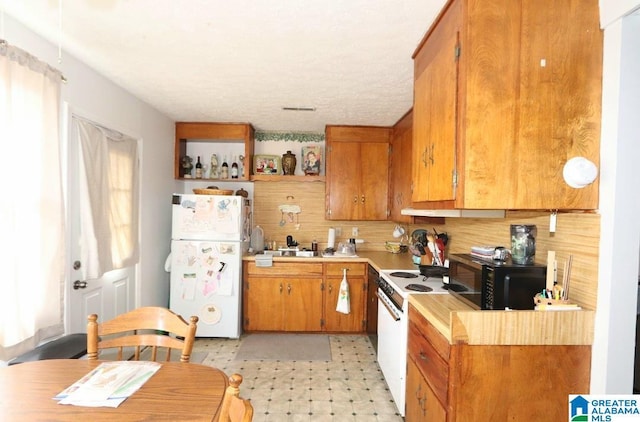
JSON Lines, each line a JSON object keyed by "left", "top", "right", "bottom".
{"left": 2, "top": 0, "right": 446, "bottom": 133}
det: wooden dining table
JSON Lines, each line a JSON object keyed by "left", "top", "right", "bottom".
{"left": 0, "top": 359, "right": 228, "bottom": 421}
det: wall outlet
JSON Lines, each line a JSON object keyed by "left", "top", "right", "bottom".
{"left": 352, "top": 227, "right": 359, "bottom": 237}
{"left": 334, "top": 227, "right": 342, "bottom": 237}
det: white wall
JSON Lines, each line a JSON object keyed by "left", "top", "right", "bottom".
{"left": 593, "top": 2, "right": 640, "bottom": 393}
{"left": 3, "top": 15, "right": 177, "bottom": 312}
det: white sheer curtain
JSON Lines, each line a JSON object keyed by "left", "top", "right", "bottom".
{"left": 74, "top": 118, "right": 139, "bottom": 280}
{"left": 0, "top": 41, "right": 65, "bottom": 361}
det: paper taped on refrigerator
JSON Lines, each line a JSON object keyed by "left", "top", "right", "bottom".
{"left": 172, "top": 194, "right": 243, "bottom": 240}
{"left": 173, "top": 241, "right": 236, "bottom": 298}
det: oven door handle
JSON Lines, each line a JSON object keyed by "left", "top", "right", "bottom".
{"left": 376, "top": 291, "right": 401, "bottom": 321}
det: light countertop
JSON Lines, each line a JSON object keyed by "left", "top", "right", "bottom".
{"left": 408, "top": 294, "right": 595, "bottom": 346}
{"left": 243, "top": 250, "right": 418, "bottom": 272}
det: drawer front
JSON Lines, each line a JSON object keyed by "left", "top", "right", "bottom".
{"left": 245, "top": 262, "right": 323, "bottom": 276}
{"left": 408, "top": 304, "right": 450, "bottom": 361}
{"left": 325, "top": 262, "right": 366, "bottom": 276}
{"left": 408, "top": 321, "right": 449, "bottom": 407}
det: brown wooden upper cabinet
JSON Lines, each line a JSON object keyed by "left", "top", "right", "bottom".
{"left": 389, "top": 110, "right": 415, "bottom": 223}
{"left": 175, "top": 122, "right": 254, "bottom": 181}
{"left": 325, "top": 125, "right": 392, "bottom": 220}
{"left": 411, "top": 0, "right": 602, "bottom": 210}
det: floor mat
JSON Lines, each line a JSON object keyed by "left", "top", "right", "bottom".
{"left": 234, "top": 333, "right": 332, "bottom": 361}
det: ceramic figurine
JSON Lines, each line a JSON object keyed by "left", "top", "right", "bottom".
{"left": 181, "top": 155, "right": 193, "bottom": 178}
{"left": 210, "top": 154, "right": 219, "bottom": 179}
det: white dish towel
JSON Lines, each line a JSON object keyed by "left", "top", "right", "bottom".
{"left": 336, "top": 268, "right": 351, "bottom": 314}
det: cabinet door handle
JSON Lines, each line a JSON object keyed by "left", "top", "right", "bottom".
{"left": 420, "top": 395, "right": 427, "bottom": 416}
{"left": 328, "top": 285, "right": 333, "bottom": 294}
{"left": 415, "top": 383, "right": 422, "bottom": 399}
{"left": 421, "top": 148, "right": 428, "bottom": 168}
{"left": 419, "top": 351, "right": 428, "bottom": 361}
{"left": 279, "top": 283, "right": 283, "bottom": 294}
{"left": 429, "top": 144, "right": 435, "bottom": 165}
{"left": 287, "top": 283, "right": 292, "bottom": 295}
{"left": 361, "top": 194, "right": 365, "bottom": 204}
{"left": 353, "top": 195, "right": 358, "bottom": 203}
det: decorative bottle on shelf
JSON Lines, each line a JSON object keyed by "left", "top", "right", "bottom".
{"left": 195, "top": 156, "right": 203, "bottom": 179}
{"left": 231, "top": 156, "right": 239, "bottom": 179}
{"left": 221, "top": 155, "right": 229, "bottom": 179}
{"left": 282, "top": 150, "right": 297, "bottom": 175}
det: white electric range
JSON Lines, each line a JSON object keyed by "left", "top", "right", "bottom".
{"left": 376, "top": 269, "right": 449, "bottom": 417}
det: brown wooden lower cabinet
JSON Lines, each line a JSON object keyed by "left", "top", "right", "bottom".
{"left": 406, "top": 356, "right": 447, "bottom": 421}
{"left": 243, "top": 261, "right": 368, "bottom": 333}
{"left": 323, "top": 262, "right": 366, "bottom": 332}
{"left": 244, "top": 262, "right": 324, "bottom": 332}
{"left": 407, "top": 304, "right": 591, "bottom": 421}
{"left": 244, "top": 275, "right": 324, "bottom": 331}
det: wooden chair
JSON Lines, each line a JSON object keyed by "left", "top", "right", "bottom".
{"left": 87, "top": 306, "right": 199, "bottom": 362}
{"left": 219, "top": 373, "right": 254, "bottom": 422}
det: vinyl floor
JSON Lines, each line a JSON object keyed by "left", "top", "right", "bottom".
{"left": 192, "top": 334, "right": 404, "bottom": 422}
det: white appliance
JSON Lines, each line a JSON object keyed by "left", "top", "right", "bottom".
{"left": 376, "top": 270, "right": 448, "bottom": 416}
{"left": 170, "top": 193, "right": 250, "bottom": 338}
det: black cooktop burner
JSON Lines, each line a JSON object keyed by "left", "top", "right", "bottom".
{"left": 389, "top": 272, "right": 419, "bottom": 278}
{"left": 442, "top": 283, "right": 467, "bottom": 292}
{"left": 405, "top": 284, "right": 433, "bottom": 292}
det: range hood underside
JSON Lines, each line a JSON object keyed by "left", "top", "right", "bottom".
{"left": 401, "top": 208, "right": 506, "bottom": 218}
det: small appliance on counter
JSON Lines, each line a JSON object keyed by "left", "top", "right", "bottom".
{"left": 447, "top": 253, "right": 546, "bottom": 310}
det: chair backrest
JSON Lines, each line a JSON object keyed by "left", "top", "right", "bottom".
{"left": 86, "top": 306, "right": 198, "bottom": 362}
{"left": 219, "top": 373, "right": 254, "bottom": 422}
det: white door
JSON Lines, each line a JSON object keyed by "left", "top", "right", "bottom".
{"left": 63, "top": 108, "right": 137, "bottom": 333}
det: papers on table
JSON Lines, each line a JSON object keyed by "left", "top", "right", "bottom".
{"left": 55, "top": 361, "right": 161, "bottom": 408}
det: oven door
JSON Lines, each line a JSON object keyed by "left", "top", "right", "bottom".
{"left": 376, "top": 289, "right": 407, "bottom": 416}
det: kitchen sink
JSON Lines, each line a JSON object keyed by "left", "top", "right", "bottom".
{"left": 257, "top": 249, "right": 317, "bottom": 257}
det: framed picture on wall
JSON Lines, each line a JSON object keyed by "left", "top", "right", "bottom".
{"left": 301, "top": 145, "right": 321, "bottom": 175}
{"left": 253, "top": 155, "right": 281, "bottom": 175}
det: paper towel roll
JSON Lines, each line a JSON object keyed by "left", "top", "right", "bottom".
{"left": 327, "top": 228, "right": 336, "bottom": 248}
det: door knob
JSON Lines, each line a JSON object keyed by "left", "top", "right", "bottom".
{"left": 73, "top": 280, "right": 87, "bottom": 290}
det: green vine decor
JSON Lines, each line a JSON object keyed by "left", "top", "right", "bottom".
{"left": 255, "top": 131, "right": 325, "bottom": 143}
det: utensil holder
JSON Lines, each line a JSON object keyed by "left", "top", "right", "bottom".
{"left": 533, "top": 293, "right": 571, "bottom": 306}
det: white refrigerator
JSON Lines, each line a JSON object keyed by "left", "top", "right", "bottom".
{"left": 170, "top": 193, "right": 250, "bottom": 338}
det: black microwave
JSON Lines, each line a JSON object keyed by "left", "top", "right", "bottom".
{"left": 447, "top": 254, "right": 547, "bottom": 310}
